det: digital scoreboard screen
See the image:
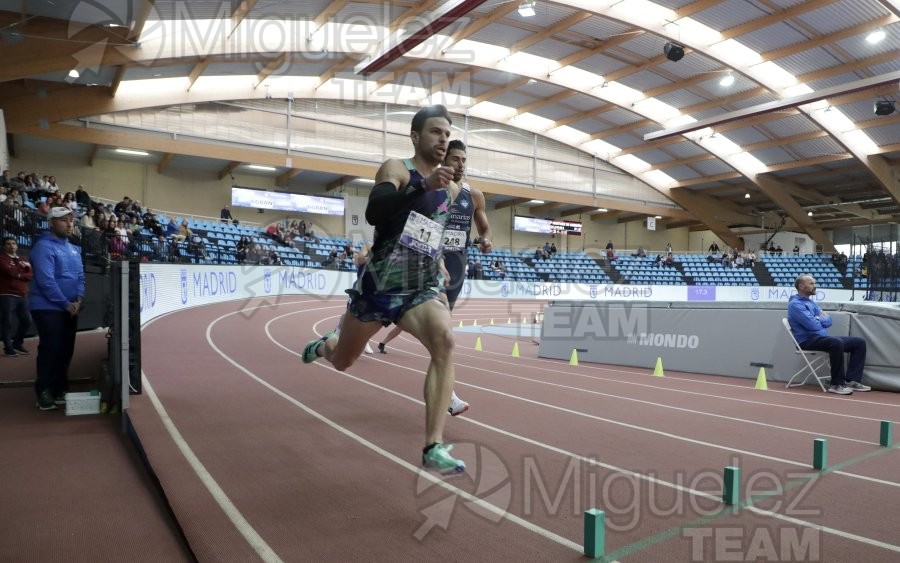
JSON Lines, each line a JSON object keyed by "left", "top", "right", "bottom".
{"left": 514, "top": 216, "right": 582, "bottom": 236}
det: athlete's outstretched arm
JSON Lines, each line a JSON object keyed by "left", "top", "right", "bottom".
{"left": 471, "top": 187, "right": 493, "bottom": 253}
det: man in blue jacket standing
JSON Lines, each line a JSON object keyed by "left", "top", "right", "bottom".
{"left": 30, "top": 207, "right": 85, "bottom": 410}
{"left": 787, "top": 274, "right": 868, "bottom": 395}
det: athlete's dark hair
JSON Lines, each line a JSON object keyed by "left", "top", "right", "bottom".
{"left": 447, "top": 139, "right": 466, "bottom": 153}
{"left": 411, "top": 105, "right": 452, "bottom": 133}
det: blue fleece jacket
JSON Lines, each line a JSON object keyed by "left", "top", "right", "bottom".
{"left": 29, "top": 232, "right": 85, "bottom": 312}
{"left": 787, "top": 294, "right": 831, "bottom": 345}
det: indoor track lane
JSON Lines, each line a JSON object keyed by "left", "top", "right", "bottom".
{"left": 134, "top": 298, "right": 900, "bottom": 562}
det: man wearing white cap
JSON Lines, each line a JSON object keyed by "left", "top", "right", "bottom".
{"left": 29, "top": 207, "right": 85, "bottom": 410}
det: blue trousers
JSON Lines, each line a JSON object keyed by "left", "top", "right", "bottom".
{"left": 800, "top": 335, "right": 867, "bottom": 387}
{"left": 31, "top": 310, "right": 78, "bottom": 398}
{"left": 0, "top": 295, "right": 31, "bottom": 353}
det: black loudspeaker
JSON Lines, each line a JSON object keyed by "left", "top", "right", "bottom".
{"left": 874, "top": 100, "right": 896, "bottom": 116}
{"left": 664, "top": 42, "right": 685, "bottom": 62}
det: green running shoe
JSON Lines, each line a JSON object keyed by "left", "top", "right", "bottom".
{"left": 422, "top": 443, "right": 465, "bottom": 475}
{"left": 302, "top": 331, "right": 336, "bottom": 364}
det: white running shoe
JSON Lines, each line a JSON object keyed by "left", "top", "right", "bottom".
{"left": 448, "top": 393, "right": 469, "bottom": 416}
{"left": 364, "top": 343, "right": 374, "bottom": 354}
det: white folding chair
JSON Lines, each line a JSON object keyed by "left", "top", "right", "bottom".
{"left": 782, "top": 318, "right": 830, "bottom": 392}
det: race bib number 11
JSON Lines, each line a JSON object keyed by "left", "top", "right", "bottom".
{"left": 400, "top": 211, "right": 443, "bottom": 258}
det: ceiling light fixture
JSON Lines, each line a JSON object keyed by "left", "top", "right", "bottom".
{"left": 654, "top": 215, "right": 662, "bottom": 219}
{"left": 719, "top": 73, "right": 735, "bottom": 87}
{"left": 807, "top": 211, "right": 813, "bottom": 216}
{"left": 865, "top": 29, "right": 886, "bottom": 44}
{"left": 115, "top": 148, "right": 149, "bottom": 156}
{"left": 247, "top": 164, "right": 277, "bottom": 171}
{"left": 518, "top": 0, "right": 536, "bottom": 17}
{"left": 68, "top": 69, "right": 80, "bottom": 79}
{"left": 596, "top": 208, "right": 608, "bottom": 213}
{"left": 529, "top": 199, "right": 545, "bottom": 204}
{"left": 744, "top": 193, "right": 751, "bottom": 199}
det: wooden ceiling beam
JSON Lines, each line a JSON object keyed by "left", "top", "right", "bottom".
{"left": 217, "top": 161, "right": 241, "bottom": 180}
{"left": 276, "top": 168, "right": 303, "bottom": 187}
{"left": 157, "top": 152, "right": 174, "bottom": 174}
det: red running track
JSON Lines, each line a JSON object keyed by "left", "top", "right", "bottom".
{"left": 131, "top": 297, "right": 900, "bottom": 562}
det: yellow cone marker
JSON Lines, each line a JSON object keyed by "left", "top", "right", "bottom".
{"left": 652, "top": 357, "right": 665, "bottom": 377}
{"left": 512, "top": 342, "right": 520, "bottom": 357}
{"left": 569, "top": 349, "right": 579, "bottom": 366}
{"left": 755, "top": 367, "right": 768, "bottom": 390}
{"left": 490, "top": 318, "right": 495, "bottom": 325}
{"left": 475, "top": 337, "right": 483, "bottom": 351}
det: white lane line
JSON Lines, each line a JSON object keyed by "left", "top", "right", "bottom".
{"left": 199, "top": 304, "right": 583, "bottom": 555}
{"left": 446, "top": 307, "right": 900, "bottom": 411}
{"left": 141, "top": 376, "right": 283, "bottom": 563}
{"left": 402, "top": 329, "right": 896, "bottom": 422}
{"left": 320, "top": 312, "right": 900, "bottom": 489}
{"left": 266, "top": 309, "right": 900, "bottom": 555}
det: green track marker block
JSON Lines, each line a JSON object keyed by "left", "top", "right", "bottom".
{"left": 881, "top": 421, "right": 893, "bottom": 447}
{"left": 723, "top": 466, "right": 740, "bottom": 505}
{"left": 584, "top": 508, "right": 605, "bottom": 558}
{"left": 813, "top": 438, "right": 828, "bottom": 470}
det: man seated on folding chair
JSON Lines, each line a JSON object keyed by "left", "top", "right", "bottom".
{"left": 787, "top": 274, "right": 869, "bottom": 396}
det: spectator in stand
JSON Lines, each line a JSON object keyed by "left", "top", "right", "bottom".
{"left": 144, "top": 212, "right": 164, "bottom": 237}
{"left": 105, "top": 222, "right": 125, "bottom": 258}
{"left": 664, "top": 252, "right": 674, "bottom": 267}
{"left": 74, "top": 185, "right": 91, "bottom": 209}
{"left": 113, "top": 196, "right": 131, "bottom": 217}
{"left": 0, "top": 237, "right": 33, "bottom": 357}
{"left": 247, "top": 243, "right": 263, "bottom": 265}
{"left": 22, "top": 174, "right": 38, "bottom": 201}
{"left": 61, "top": 192, "right": 78, "bottom": 213}
{"left": 36, "top": 199, "right": 51, "bottom": 216}
{"left": 708, "top": 242, "right": 720, "bottom": 254}
{"left": 543, "top": 241, "right": 552, "bottom": 256}
{"left": 269, "top": 248, "right": 282, "bottom": 266}
{"left": 236, "top": 236, "right": 250, "bottom": 264}
{"left": 768, "top": 243, "right": 777, "bottom": 254}
{"left": 550, "top": 242, "right": 557, "bottom": 255}
{"left": 722, "top": 254, "right": 732, "bottom": 268}
{"left": 474, "top": 259, "right": 483, "bottom": 279}
{"left": 165, "top": 217, "right": 179, "bottom": 237}
{"left": 188, "top": 235, "right": 209, "bottom": 263}
{"left": 793, "top": 244, "right": 800, "bottom": 256}
{"left": 665, "top": 242, "right": 673, "bottom": 253}
{"left": 634, "top": 246, "right": 646, "bottom": 257}
{"left": 0, "top": 170, "right": 10, "bottom": 189}
{"left": 7, "top": 187, "right": 23, "bottom": 207}
{"left": 606, "top": 240, "right": 614, "bottom": 251}
{"left": 174, "top": 220, "right": 192, "bottom": 242}
{"left": 776, "top": 244, "right": 784, "bottom": 255}
{"left": 80, "top": 208, "right": 98, "bottom": 230}
{"left": 735, "top": 254, "right": 744, "bottom": 268}
{"left": 654, "top": 254, "right": 664, "bottom": 267}
{"left": 29, "top": 208, "right": 85, "bottom": 410}
{"left": 492, "top": 260, "right": 507, "bottom": 279}
{"left": 467, "top": 259, "right": 476, "bottom": 279}
{"left": 220, "top": 204, "right": 236, "bottom": 224}
{"left": 45, "top": 176, "right": 61, "bottom": 196}
{"left": 747, "top": 251, "right": 756, "bottom": 266}
{"left": 606, "top": 247, "right": 617, "bottom": 263}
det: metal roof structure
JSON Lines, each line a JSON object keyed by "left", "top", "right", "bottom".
{"left": 1, "top": 0, "right": 898, "bottom": 249}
